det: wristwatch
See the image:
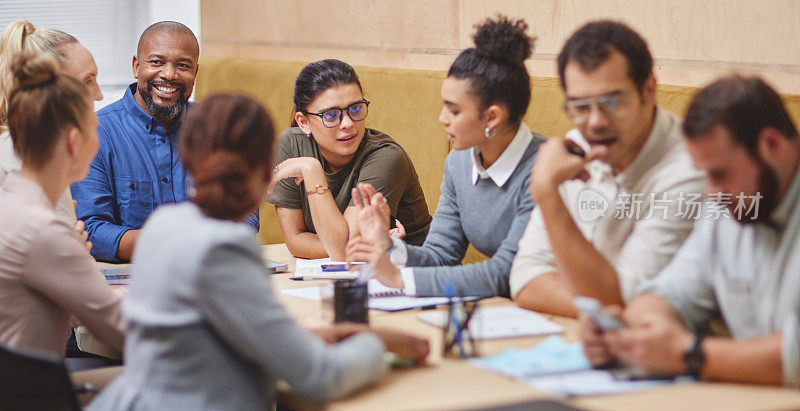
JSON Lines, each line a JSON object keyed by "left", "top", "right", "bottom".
{"left": 683, "top": 332, "right": 705, "bottom": 379}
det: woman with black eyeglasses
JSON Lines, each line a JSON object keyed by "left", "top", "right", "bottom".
{"left": 267, "top": 59, "right": 431, "bottom": 260}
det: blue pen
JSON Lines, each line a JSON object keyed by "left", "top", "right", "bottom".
{"left": 445, "top": 284, "right": 467, "bottom": 358}
{"left": 444, "top": 283, "right": 456, "bottom": 353}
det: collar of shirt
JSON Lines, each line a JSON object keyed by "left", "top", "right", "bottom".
{"left": 570, "top": 107, "right": 679, "bottom": 189}
{"left": 471, "top": 122, "right": 533, "bottom": 186}
{"left": 121, "top": 83, "right": 186, "bottom": 135}
{"left": 770, "top": 166, "right": 800, "bottom": 228}
{"left": 2, "top": 173, "right": 53, "bottom": 210}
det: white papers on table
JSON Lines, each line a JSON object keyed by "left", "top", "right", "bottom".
{"left": 366, "top": 280, "right": 456, "bottom": 310}
{"left": 280, "top": 279, "right": 462, "bottom": 311}
{"left": 281, "top": 279, "right": 396, "bottom": 301}
{"left": 282, "top": 287, "right": 324, "bottom": 301}
{"left": 418, "top": 306, "right": 563, "bottom": 339}
{"left": 524, "top": 369, "right": 671, "bottom": 397}
{"left": 292, "top": 258, "right": 358, "bottom": 280}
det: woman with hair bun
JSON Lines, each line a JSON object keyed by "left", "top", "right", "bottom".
{"left": 0, "top": 53, "right": 124, "bottom": 357}
{"left": 267, "top": 59, "right": 431, "bottom": 261}
{"left": 348, "top": 16, "right": 545, "bottom": 298}
{"left": 89, "top": 94, "right": 429, "bottom": 410}
{"left": 0, "top": 20, "right": 104, "bottom": 230}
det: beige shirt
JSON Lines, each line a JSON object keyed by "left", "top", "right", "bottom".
{"left": 0, "top": 173, "right": 124, "bottom": 356}
{"left": 510, "top": 108, "right": 706, "bottom": 301}
{"left": 0, "top": 131, "right": 77, "bottom": 223}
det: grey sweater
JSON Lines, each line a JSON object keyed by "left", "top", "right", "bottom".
{"left": 89, "top": 203, "right": 387, "bottom": 410}
{"left": 407, "top": 131, "right": 544, "bottom": 298}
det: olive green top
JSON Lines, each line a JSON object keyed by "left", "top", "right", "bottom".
{"left": 267, "top": 127, "right": 431, "bottom": 246}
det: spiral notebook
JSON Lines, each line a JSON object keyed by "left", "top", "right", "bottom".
{"left": 281, "top": 279, "right": 462, "bottom": 311}
{"left": 367, "top": 280, "right": 404, "bottom": 297}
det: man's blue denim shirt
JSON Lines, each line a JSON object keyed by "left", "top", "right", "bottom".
{"left": 72, "top": 83, "right": 258, "bottom": 262}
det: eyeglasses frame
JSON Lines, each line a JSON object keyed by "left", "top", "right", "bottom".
{"left": 303, "top": 99, "right": 371, "bottom": 128}
{"left": 562, "top": 91, "right": 632, "bottom": 125}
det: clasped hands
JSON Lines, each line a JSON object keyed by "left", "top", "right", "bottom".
{"left": 345, "top": 183, "right": 406, "bottom": 289}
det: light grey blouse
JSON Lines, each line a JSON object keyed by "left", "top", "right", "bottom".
{"left": 89, "top": 202, "right": 387, "bottom": 410}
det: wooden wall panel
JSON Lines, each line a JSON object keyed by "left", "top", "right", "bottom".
{"left": 202, "top": 0, "right": 800, "bottom": 93}
{"left": 458, "top": 0, "right": 800, "bottom": 92}
{"left": 203, "top": 0, "right": 460, "bottom": 51}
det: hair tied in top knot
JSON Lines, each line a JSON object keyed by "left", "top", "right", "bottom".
{"left": 11, "top": 53, "right": 58, "bottom": 90}
{"left": 472, "top": 15, "right": 535, "bottom": 66}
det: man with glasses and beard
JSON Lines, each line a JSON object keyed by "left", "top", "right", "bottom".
{"left": 579, "top": 75, "right": 800, "bottom": 386}
{"left": 72, "top": 21, "right": 257, "bottom": 262}
{"left": 509, "top": 21, "right": 706, "bottom": 316}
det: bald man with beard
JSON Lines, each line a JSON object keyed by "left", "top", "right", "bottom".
{"left": 71, "top": 21, "right": 258, "bottom": 262}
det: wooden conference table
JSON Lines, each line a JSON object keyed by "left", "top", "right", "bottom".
{"left": 93, "top": 244, "right": 800, "bottom": 411}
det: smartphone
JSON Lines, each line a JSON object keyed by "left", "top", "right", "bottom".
{"left": 573, "top": 296, "right": 625, "bottom": 331}
{"left": 565, "top": 140, "right": 586, "bottom": 157}
{"left": 321, "top": 262, "right": 365, "bottom": 272}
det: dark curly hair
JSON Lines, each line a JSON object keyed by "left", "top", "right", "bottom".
{"left": 557, "top": 20, "right": 653, "bottom": 91}
{"left": 179, "top": 94, "right": 275, "bottom": 221}
{"left": 448, "top": 15, "right": 536, "bottom": 124}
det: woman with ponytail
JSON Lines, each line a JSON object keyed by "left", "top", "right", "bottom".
{"left": 267, "top": 59, "right": 431, "bottom": 261}
{"left": 0, "top": 53, "right": 124, "bottom": 357}
{"left": 0, "top": 20, "right": 103, "bottom": 225}
{"left": 89, "top": 94, "right": 429, "bottom": 410}
{"left": 347, "top": 16, "right": 545, "bottom": 299}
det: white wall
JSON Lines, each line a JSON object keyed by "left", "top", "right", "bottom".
{"left": 0, "top": 0, "right": 201, "bottom": 109}
{"left": 148, "top": 0, "right": 200, "bottom": 47}
{"left": 97, "top": 0, "right": 201, "bottom": 109}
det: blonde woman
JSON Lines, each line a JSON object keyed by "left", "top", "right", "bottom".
{"left": 0, "top": 20, "right": 103, "bottom": 225}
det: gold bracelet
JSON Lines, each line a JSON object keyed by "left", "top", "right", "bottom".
{"left": 306, "top": 184, "right": 329, "bottom": 196}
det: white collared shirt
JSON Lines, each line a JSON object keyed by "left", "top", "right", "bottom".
{"left": 510, "top": 108, "right": 707, "bottom": 300}
{"left": 395, "top": 123, "right": 536, "bottom": 295}
{"left": 471, "top": 123, "right": 533, "bottom": 187}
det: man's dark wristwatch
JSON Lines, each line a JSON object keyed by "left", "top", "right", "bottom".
{"left": 683, "top": 333, "right": 705, "bottom": 379}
